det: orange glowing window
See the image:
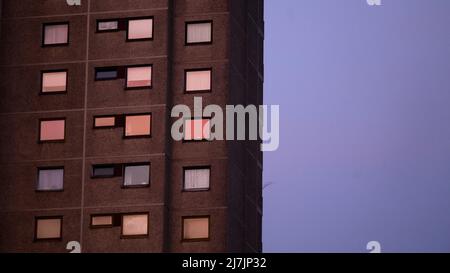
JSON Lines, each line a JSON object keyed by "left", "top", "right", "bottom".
{"left": 126, "top": 66, "right": 152, "bottom": 88}
{"left": 91, "top": 215, "right": 113, "bottom": 227}
{"left": 127, "top": 18, "right": 153, "bottom": 40}
{"left": 42, "top": 71, "right": 67, "bottom": 93}
{"left": 183, "top": 217, "right": 210, "bottom": 240}
{"left": 35, "top": 217, "right": 62, "bottom": 240}
{"left": 40, "top": 119, "right": 65, "bottom": 142}
{"left": 121, "top": 214, "right": 148, "bottom": 237}
{"left": 94, "top": 116, "right": 116, "bottom": 128}
{"left": 185, "top": 69, "right": 211, "bottom": 92}
{"left": 125, "top": 114, "right": 151, "bottom": 137}
{"left": 184, "top": 119, "right": 211, "bottom": 141}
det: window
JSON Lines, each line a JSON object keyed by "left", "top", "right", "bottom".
{"left": 95, "top": 67, "right": 118, "bottom": 81}
{"left": 97, "top": 20, "right": 119, "bottom": 32}
{"left": 39, "top": 119, "right": 65, "bottom": 142}
{"left": 186, "top": 21, "right": 212, "bottom": 45}
{"left": 121, "top": 214, "right": 149, "bottom": 237}
{"left": 91, "top": 215, "right": 114, "bottom": 228}
{"left": 183, "top": 167, "right": 210, "bottom": 191}
{"left": 124, "top": 164, "right": 150, "bottom": 187}
{"left": 125, "top": 114, "right": 151, "bottom": 137}
{"left": 126, "top": 65, "right": 152, "bottom": 88}
{"left": 127, "top": 18, "right": 153, "bottom": 41}
{"left": 92, "top": 164, "right": 121, "bottom": 178}
{"left": 41, "top": 70, "right": 67, "bottom": 93}
{"left": 37, "top": 168, "right": 64, "bottom": 191}
{"left": 182, "top": 216, "right": 210, "bottom": 241}
{"left": 94, "top": 116, "right": 116, "bottom": 128}
{"left": 185, "top": 69, "right": 211, "bottom": 93}
{"left": 43, "top": 23, "right": 69, "bottom": 46}
{"left": 184, "top": 119, "right": 211, "bottom": 141}
{"left": 35, "top": 217, "right": 62, "bottom": 240}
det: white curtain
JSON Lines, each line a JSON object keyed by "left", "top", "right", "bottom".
{"left": 186, "top": 70, "right": 211, "bottom": 91}
{"left": 98, "top": 21, "right": 118, "bottom": 31}
{"left": 187, "top": 22, "right": 212, "bottom": 43}
{"left": 184, "top": 168, "right": 210, "bottom": 190}
{"left": 128, "top": 19, "right": 153, "bottom": 39}
{"left": 124, "top": 165, "right": 150, "bottom": 186}
{"left": 38, "top": 169, "right": 64, "bottom": 190}
{"left": 44, "top": 24, "right": 68, "bottom": 45}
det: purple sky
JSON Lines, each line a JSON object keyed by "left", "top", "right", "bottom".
{"left": 263, "top": 0, "right": 450, "bottom": 252}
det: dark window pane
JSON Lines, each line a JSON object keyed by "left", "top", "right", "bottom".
{"left": 95, "top": 69, "right": 118, "bottom": 80}
{"left": 93, "top": 166, "right": 115, "bottom": 177}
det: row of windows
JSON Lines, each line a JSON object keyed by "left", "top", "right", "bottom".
{"left": 43, "top": 18, "right": 212, "bottom": 46}
{"left": 39, "top": 116, "right": 211, "bottom": 141}
{"left": 35, "top": 215, "right": 210, "bottom": 241}
{"left": 40, "top": 67, "right": 212, "bottom": 93}
{"left": 37, "top": 165, "right": 210, "bottom": 191}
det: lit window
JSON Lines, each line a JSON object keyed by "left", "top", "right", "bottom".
{"left": 43, "top": 23, "right": 69, "bottom": 45}
{"left": 94, "top": 116, "right": 116, "bottom": 128}
{"left": 40, "top": 119, "right": 65, "bottom": 142}
{"left": 126, "top": 66, "right": 152, "bottom": 88}
{"left": 128, "top": 18, "right": 153, "bottom": 40}
{"left": 185, "top": 69, "right": 211, "bottom": 92}
{"left": 95, "top": 67, "right": 118, "bottom": 81}
{"left": 183, "top": 217, "right": 209, "bottom": 240}
{"left": 42, "top": 71, "right": 67, "bottom": 93}
{"left": 92, "top": 165, "right": 119, "bottom": 178}
{"left": 35, "top": 217, "right": 62, "bottom": 240}
{"left": 37, "top": 168, "right": 64, "bottom": 191}
{"left": 184, "top": 167, "right": 210, "bottom": 191}
{"left": 122, "top": 214, "right": 148, "bottom": 237}
{"left": 125, "top": 114, "right": 151, "bottom": 137}
{"left": 184, "top": 119, "right": 211, "bottom": 141}
{"left": 97, "top": 20, "right": 119, "bottom": 32}
{"left": 186, "top": 21, "right": 212, "bottom": 44}
{"left": 124, "top": 164, "right": 150, "bottom": 187}
{"left": 91, "top": 215, "right": 113, "bottom": 227}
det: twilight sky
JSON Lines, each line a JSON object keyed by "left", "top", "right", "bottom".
{"left": 263, "top": 0, "right": 450, "bottom": 252}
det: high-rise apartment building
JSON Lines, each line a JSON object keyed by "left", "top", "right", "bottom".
{"left": 0, "top": 0, "right": 263, "bottom": 253}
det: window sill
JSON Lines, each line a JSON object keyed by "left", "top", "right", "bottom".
{"left": 38, "top": 140, "right": 66, "bottom": 144}
{"left": 35, "top": 189, "right": 64, "bottom": 193}
{"left": 121, "top": 184, "right": 150, "bottom": 189}
{"left": 181, "top": 238, "right": 210, "bottom": 243}
{"left": 34, "top": 238, "right": 63, "bottom": 243}
{"left": 39, "top": 91, "right": 68, "bottom": 95}
{"left": 124, "top": 86, "right": 153, "bottom": 91}
{"left": 120, "top": 235, "right": 149, "bottom": 239}
{"left": 182, "top": 188, "right": 210, "bottom": 193}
